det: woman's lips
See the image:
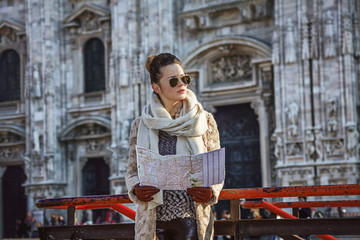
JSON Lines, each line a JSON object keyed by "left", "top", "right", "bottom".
{"left": 177, "top": 89, "right": 186, "bottom": 94}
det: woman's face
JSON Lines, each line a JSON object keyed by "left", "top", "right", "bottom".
{"left": 153, "top": 63, "right": 188, "bottom": 104}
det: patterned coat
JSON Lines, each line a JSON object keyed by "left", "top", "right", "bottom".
{"left": 126, "top": 112, "right": 223, "bottom": 240}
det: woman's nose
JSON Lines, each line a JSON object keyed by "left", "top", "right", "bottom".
{"left": 178, "top": 78, "right": 185, "bottom": 86}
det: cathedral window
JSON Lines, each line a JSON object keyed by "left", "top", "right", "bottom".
{"left": 0, "top": 49, "right": 20, "bottom": 102}
{"left": 83, "top": 38, "right": 105, "bottom": 93}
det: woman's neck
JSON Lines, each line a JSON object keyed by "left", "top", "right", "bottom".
{"left": 160, "top": 97, "right": 179, "bottom": 117}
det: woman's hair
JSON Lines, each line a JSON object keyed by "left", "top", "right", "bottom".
{"left": 145, "top": 53, "right": 182, "bottom": 84}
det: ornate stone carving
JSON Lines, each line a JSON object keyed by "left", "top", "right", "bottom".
{"left": 185, "top": 17, "right": 197, "bottom": 30}
{"left": 342, "top": 13, "right": 353, "bottom": 55}
{"left": 80, "top": 12, "right": 100, "bottom": 33}
{"left": 0, "top": 26, "right": 17, "bottom": 44}
{"left": 0, "top": 132, "right": 23, "bottom": 144}
{"left": 301, "top": 15, "right": 310, "bottom": 60}
{"left": 210, "top": 55, "right": 252, "bottom": 83}
{"left": 0, "top": 147, "right": 17, "bottom": 159}
{"left": 286, "top": 102, "right": 299, "bottom": 138}
{"left": 284, "top": 19, "right": 296, "bottom": 64}
{"left": 324, "top": 139, "right": 344, "bottom": 156}
{"left": 78, "top": 124, "right": 109, "bottom": 137}
{"left": 85, "top": 139, "right": 104, "bottom": 153}
{"left": 286, "top": 142, "right": 303, "bottom": 156}
{"left": 346, "top": 123, "right": 359, "bottom": 158}
{"left": 327, "top": 96, "right": 338, "bottom": 136}
{"left": 324, "top": 11, "right": 336, "bottom": 58}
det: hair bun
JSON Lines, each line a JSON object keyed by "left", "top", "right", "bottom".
{"left": 145, "top": 55, "right": 156, "bottom": 72}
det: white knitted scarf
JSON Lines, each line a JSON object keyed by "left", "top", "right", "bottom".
{"left": 137, "top": 89, "right": 208, "bottom": 155}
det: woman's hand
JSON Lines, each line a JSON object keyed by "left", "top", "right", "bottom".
{"left": 133, "top": 184, "right": 160, "bottom": 202}
{"left": 187, "top": 187, "right": 213, "bottom": 203}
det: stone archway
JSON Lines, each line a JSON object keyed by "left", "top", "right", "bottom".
{"left": 59, "top": 116, "right": 113, "bottom": 197}
{"left": 182, "top": 37, "right": 273, "bottom": 219}
{"left": 182, "top": 37, "right": 273, "bottom": 187}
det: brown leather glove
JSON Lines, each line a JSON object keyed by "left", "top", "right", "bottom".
{"left": 187, "top": 187, "right": 213, "bottom": 203}
{"left": 133, "top": 184, "right": 160, "bottom": 202}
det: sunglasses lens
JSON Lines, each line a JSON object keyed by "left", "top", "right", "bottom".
{"left": 181, "top": 75, "right": 191, "bottom": 85}
{"left": 169, "top": 78, "right": 178, "bottom": 87}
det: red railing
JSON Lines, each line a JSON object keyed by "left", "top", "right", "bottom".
{"left": 36, "top": 184, "right": 360, "bottom": 239}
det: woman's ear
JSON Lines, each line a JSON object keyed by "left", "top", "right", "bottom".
{"left": 152, "top": 83, "right": 161, "bottom": 94}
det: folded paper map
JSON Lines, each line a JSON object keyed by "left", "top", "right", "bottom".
{"left": 136, "top": 146, "right": 225, "bottom": 190}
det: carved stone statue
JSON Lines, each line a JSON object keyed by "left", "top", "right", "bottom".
{"left": 342, "top": 14, "right": 353, "bottom": 55}
{"left": 285, "top": 19, "right": 296, "bottom": 63}
{"left": 32, "top": 130, "right": 41, "bottom": 154}
{"left": 305, "top": 130, "right": 315, "bottom": 159}
{"left": 271, "top": 131, "right": 284, "bottom": 161}
{"left": 286, "top": 102, "right": 299, "bottom": 137}
{"left": 346, "top": 123, "right": 359, "bottom": 158}
{"left": 314, "top": 129, "right": 323, "bottom": 161}
{"left": 327, "top": 96, "right": 338, "bottom": 136}
{"left": 324, "top": 11, "right": 336, "bottom": 58}
{"left": 301, "top": 15, "right": 310, "bottom": 60}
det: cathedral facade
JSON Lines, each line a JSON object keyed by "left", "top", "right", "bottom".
{"left": 0, "top": 0, "right": 359, "bottom": 237}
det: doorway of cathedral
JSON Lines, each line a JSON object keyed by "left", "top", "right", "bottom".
{"left": 213, "top": 103, "right": 262, "bottom": 218}
{"left": 2, "top": 165, "right": 27, "bottom": 238}
{"left": 82, "top": 158, "right": 109, "bottom": 224}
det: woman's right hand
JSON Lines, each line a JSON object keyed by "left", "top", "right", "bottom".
{"left": 133, "top": 184, "right": 160, "bottom": 202}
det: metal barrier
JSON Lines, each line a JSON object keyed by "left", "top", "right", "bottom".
{"left": 36, "top": 184, "right": 360, "bottom": 240}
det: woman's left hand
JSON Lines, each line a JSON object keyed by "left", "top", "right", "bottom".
{"left": 187, "top": 187, "right": 213, "bottom": 203}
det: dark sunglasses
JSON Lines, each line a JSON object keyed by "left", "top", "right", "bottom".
{"left": 168, "top": 75, "right": 191, "bottom": 87}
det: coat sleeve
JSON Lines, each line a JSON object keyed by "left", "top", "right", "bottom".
{"left": 125, "top": 117, "right": 143, "bottom": 204}
{"left": 203, "top": 112, "right": 224, "bottom": 206}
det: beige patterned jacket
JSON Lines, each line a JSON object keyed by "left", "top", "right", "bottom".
{"left": 125, "top": 112, "right": 223, "bottom": 240}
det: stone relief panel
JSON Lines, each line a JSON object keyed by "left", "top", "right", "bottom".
{"left": 85, "top": 139, "right": 106, "bottom": 153}
{"left": 324, "top": 139, "right": 344, "bottom": 158}
{"left": 0, "top": 19, "right": 26, "bottom": 47}
{"left": 63, "top": 123, "right": 111, "bottom": 141}
{"left": 210, "top": 55, "right": 252, "bottom": 83}
{"left": 0, "top": 131, "right": 24, "bottom": 144}
{"left": 286, "top": 142, "right": 303, "bottom": 157}
{"left": 0, "top": 147, "right": 24, "bottom": 161}
{"left": 0, "top": 26, "right": 17, "bottom": 45}
{"left": 79, "top": 12, "right": 100, "bottom": 33}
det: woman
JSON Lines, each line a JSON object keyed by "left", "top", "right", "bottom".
{"left": 126, "top": 53, "right": 223, "bottom": 240}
